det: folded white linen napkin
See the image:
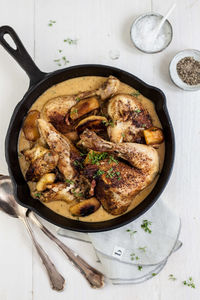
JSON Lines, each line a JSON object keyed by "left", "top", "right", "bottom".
{"left": 58, "top": 200, "right": 182, "bottom": 284}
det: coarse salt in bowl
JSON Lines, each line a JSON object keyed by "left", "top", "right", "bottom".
{"left": 130, "top": 13, "right": 173, "bottom": 54}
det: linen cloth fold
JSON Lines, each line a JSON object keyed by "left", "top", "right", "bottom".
{"left": 58, "top": 200, "right": 182, "bottom": 284}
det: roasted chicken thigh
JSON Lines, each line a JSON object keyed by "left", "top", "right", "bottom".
{"left": 80, "top": 129, "right": 159, "bottom": 215}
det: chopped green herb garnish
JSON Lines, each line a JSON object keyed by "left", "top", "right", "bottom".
{"left": 126, "top": 229, "right": 137, "bottom": 237}
{"left": 58, "top": 49, "right": 62, "bottom": 53}
{"left": 141, "top": 220, "right": 152, "bottom": 233}
{"left": 106, "top": 168, "right": 121, "bottom": 180}
{"left": 80, "top": 152, "right": 87, "bottom": 157}
{"left": 72, "top": 189, "right": 83, "bottom": 198}
{"left": 130, "top": 91, "right": 140, "bottom": 97}
{"left": 93, "top": 169, "right": 105, "bottom": 178}
{"left": 142, "top": 124, "right": 147, "bottom": 128}
{"left": 88, "top": 151, "right": 108, "bottom": 165}
{"left": 35, "top": 193, "right": 41, "bottom": 199}
{"left": 168, "top": 274, "right": 177, "bottom": 281}
{"left": 108, "top": 156, "right": 119, "bottom": 164}
{"left": 73, "top": 160, "right": 84, "bottom": 169}
{"left": 138, "top": 246, "right": 147, "bottom": 252}
{"left": 64, "top": 38, "right": 78, "bottom": 45}
{"left": 183, "top": 277, "right": 195, "bottom": 288}
{"left": 65, "top": 179, "right": 74, "bottom": 185}
{"left": 152, "top": 273, "right": 157, "bottom": 277}
{"left": 18, "top": 153, "right": 22, "bottom": 157}
{"left": 121, "top": 132, "right": 125, "bottom": 138}
{"left": 102, "top": 119, "right": 114, "bottom": 127}
{"left": 48, "top": 20, "right": 56, "bottom": 26}
{"left": 134, "top": 109, "right": 141, "bottom": 114}
{"left": 138, "top": 265, "right": 143, "bottom": 271}
{"left": 71, "top": 108, "right": 78, "bottom": 115}
{"left": 75, "top": 97, "right": 81, "bottom": 102}
{"left": 54, "top": 59, "right": 60, "bottom": 62}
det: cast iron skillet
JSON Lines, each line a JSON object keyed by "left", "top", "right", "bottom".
{"left": 0, "top": 26, "right": 175, "bottom": 232}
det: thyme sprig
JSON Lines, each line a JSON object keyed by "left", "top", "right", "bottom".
{"left": 126, "top": 229, "right": 137, "bottom": 237}
{"left": 141, "top": 220, "right": 152, "bottom": 233}
{"left": 183, "top": 277, "right": 195, "bottom": 288}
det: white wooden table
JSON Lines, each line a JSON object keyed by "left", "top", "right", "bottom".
{"left": 1, "top": 0, "right": 200, "bottom": 299}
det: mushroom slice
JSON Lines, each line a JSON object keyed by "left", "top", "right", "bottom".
{"left": 143, "top": 127, "right": 164, "bottom": 145}
{"left": 69, "top": 198, "right": 101, "bottom": 216}
{"left": 69, "top": 97, "right": 99, "bottom": 121}
{"left": 23, "top": 110, "right": 40, "bottom": 141}
{"left": 75, "top": 116, "right": 108, "bottom": 134}
{"left": 36, "top": 173, "right": 56, "bottom": 192}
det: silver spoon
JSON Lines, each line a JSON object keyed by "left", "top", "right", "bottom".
{"left": 0, "top": 175, "right": 65, "bottom": 291}
{"left": 0, "top": 175, "right": 104, "bottom": 288}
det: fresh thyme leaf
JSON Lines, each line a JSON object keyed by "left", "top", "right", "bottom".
{"left": 54, "top": 59, "right": 60, "bottom": 62}
{"left": 64, "top": 38, "right": 78, "bottom": 45}
{"left": 183, "top": 277, "right": 195, "bottom": 288}
{"left": 62, "top": 56, "right": 70, "bottom": 64}
{"left": 152, "top": 273, "right": 157, "bottom": 277}
{"left": 141, "top": 220, "right": 152, "bottom": 233}
{"left": 130, "top": 253, "right": 140, "bottom": 261}
{"left": 93, "top": 169, "right": 105, "bottom": 178}
{"left": 35, "top": 193, "right": 41, "bottom": 199}
{"left": 65, "top": 179, "right": 74, "bottom": 185}
{"left": 138, "top": 265, "right": 143, "bottom": 271}
{"left": 108, "top": 156, "right": 119, "bottom": 164}
{"left": 71, "top": 108, "right": 78, "bottom": 114}
{"left": 73, "top": 160, "right": 83, "bottom": 169}
{"left": 168, "top": 274, "right": 177, "bottom": 281}
{"left": 130, "top": 91, "right": 140, "bottom": 97}
{"left": 102, "top": 119, "right": 114, "bottom": 127}
{"left": 126, "top": 229, "right": 137, "bottom": 237}
{"left": 80, "top": 152, "right": 87, "bottom": 156}
{"left": 106, "top": 168, "right": 121, "bottom": 180}
{"left": 138, "top": 246, "right": 147, "bottom": 252}
{"left": 134, "top": 109, "right": 141, "bottom": 114}
{"left": 88, "top": 151, "right": 108, "bottom": 165}
{"left": 58, "top": 49, "right": 62, "bottom": 53}
{"left": 72, "top": 189, "right": 83, "bottom": 198}
{"left": 48, "top": 20, "right": 56, "bottom": 26}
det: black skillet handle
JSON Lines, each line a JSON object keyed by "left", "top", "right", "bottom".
{"left": 0, "top": 26, "right": 46, "bottom": 87}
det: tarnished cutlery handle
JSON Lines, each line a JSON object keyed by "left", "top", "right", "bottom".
{"left": 22, "top": 216, "right": 65, "bottom": 291}
{"left": 29, "top": 212, "right": 104, "bottom": 288}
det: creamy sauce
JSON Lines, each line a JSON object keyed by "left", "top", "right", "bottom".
{"left": 18, "top": 76, "right": 165, "bottom": 222}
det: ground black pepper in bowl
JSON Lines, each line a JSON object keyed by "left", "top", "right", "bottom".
{"left": 176, "top": 57, "right": 200, "bottom": 85}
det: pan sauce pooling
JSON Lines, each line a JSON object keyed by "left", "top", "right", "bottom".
{"left": 18, "top": 76, "right": 165, "bottom": 222}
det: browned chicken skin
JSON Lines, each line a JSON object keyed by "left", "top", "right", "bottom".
{"left": 41, "top": 76, "right": 120, "bottom": 132}
{"left": 107, "top": 94, "right": 152, "bottom": 143}
{"left": 23, "top": 145, "right": 59, "bottom": 181}
{"left": 80, "top": 129, "right": 159, "bottom": 215}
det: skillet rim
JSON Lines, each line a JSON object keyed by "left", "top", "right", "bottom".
{"left": 5, "top": 64, "right": 175, "bottom": 232}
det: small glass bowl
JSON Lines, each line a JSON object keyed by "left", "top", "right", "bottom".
{"left": 169, "top": 49, "right": 200, "bottom": 91}
{"left": 130, "top": 13, "right": 173, "bottom": 54}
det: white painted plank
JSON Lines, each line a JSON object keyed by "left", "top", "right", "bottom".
{"left": 0, "top": 0, "right": 34, "bottom": 299}
{"left": 0, "top": 0, "right": 200, "bottom": 299}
